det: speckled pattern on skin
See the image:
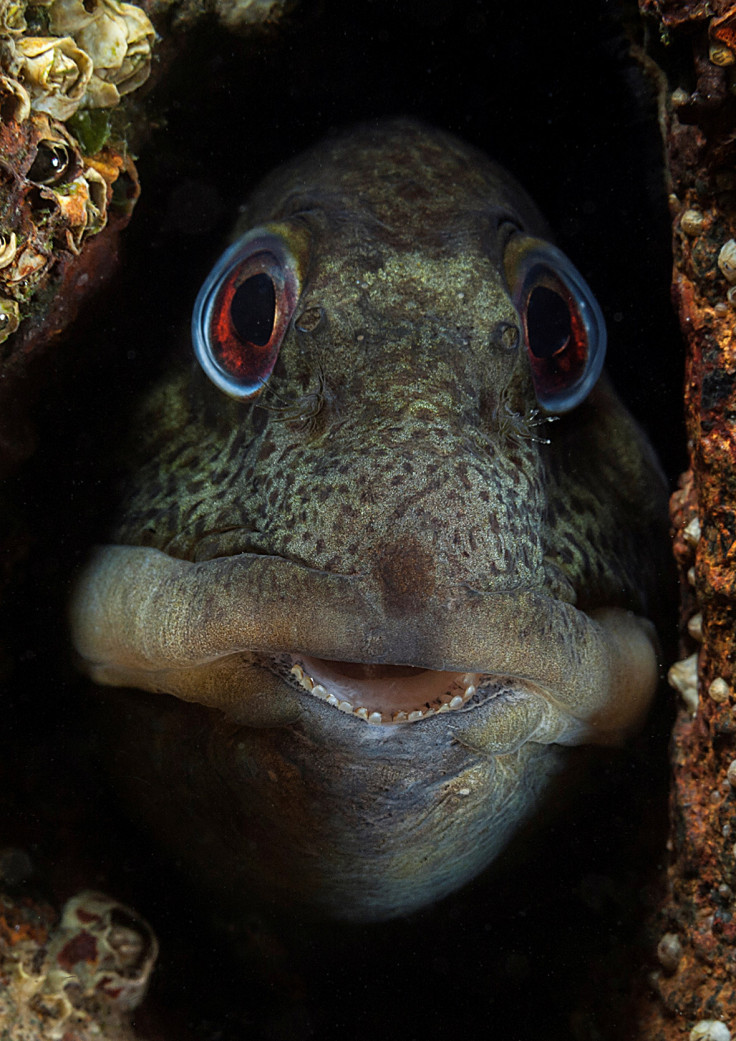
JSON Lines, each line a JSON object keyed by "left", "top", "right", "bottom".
{"left": 115, "top": 124, "right": 665, "bottom": 617}
{"left": 71, "top": 121, "right": 671, "bottom": 921}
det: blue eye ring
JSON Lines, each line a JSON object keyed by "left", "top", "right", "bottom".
{"left": 504, "top": 236, "right": 607, "bottom": 413}
{"left": 192, "top": 227, "right": 302, "bottom": 400}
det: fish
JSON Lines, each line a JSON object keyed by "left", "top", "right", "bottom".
{"left": 69, "top": 121, "right": 670, "bottom": 922}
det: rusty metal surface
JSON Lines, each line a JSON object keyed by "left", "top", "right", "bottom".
{"left": 636, "top": 1, "right": 736, "bottom": 1036}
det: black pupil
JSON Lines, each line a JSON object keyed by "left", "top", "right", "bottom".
{"left": 526, "top": 285, "right": 571, "bottom": 359}
{"left": 230, "top": 273, "right": 276, "bottom": 346}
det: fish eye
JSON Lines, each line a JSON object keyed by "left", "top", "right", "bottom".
{"left": 503, "top": 236, "right": 606, "bottom": 413}
{"left": 192, "top": 230, "right": 301, "bottom": 399}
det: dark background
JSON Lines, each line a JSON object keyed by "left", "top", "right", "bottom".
{"left": 5, "top": 0, "right": 682, "bottom": 1037}
{"left": 131, "top": 0, "right": 683, "bottom": 476}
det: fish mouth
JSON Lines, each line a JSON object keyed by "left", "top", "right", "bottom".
{"left": 289, "top": 657, "right": 488, "bottom": 724}
{"left": 69, "top": 545, "right": 661, "bottom": 746}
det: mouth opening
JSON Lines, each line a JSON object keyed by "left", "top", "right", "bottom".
{"left": 287, "top": 655, "right": 483, "bottom": 725}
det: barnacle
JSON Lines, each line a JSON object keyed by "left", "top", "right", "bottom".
{"left": 680, "top": 208, "right": 706, "bottom": 237}
{"left": 50, "top": 173, "right": 92, "bottom": 250}
{"left": 0, "top": 294, "right": 19, "bottom": 341}
{"left": 27, "top": 135, "right": 75, "bottom": 184}
{"left": 0, "top": 887, "right": 158, "bottom": 1038}
{"left": 0, "top": 116, "right": 90, "bottom": 314}
{"left": 718, "top": 239, "right": 736, "bottom": 283}
{"left": 668, "top": 652, "right": 699, "bottom": 715}
{"left": 4, "top": 34, "right": 93, "bottom": 119}
{"left": 689, "top": 1023, "right": 731, "bottom": 1041}
{"left": 49, "top": 0, "right": 155, "bottom": 107}
{"left": 36, "top": 164, "right": 109, "bottom": 252}
{"left": 0, "top": 0, "right": 153, "bottom": 344}
{"left": 214, "top": 0, "right": 290, "bottom": 32}
{"left": 0, "top": 231, "right": 18, "bottom": 269}
{"left": 44, "top": 890, "right": 159, "bottom": 1014}
{"left": 709, "top": 42, "right": 735, "bottom": 66}
{"left": 0, "top": 71, "right": 30, "bottom": 120}
{"left": 0, "top": 0, "right": 27, "bottom": 35}
{"left": 2, "top": 242, "right": 48, "bottom": 285}
{"left": 47, "top": 0, "right": 101, "bottom": 32}
{"left": 83, "top": 162, "right": 107, "bottom": 233}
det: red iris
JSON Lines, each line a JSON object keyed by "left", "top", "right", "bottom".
{"left": 207, "top": 250, "right": 295, "bottom": 394}
{"left": 521, "top": 267, "right": 588, "bottom": 404}
{"left": 503, "top": 235, "right": 605, "bottom": 413}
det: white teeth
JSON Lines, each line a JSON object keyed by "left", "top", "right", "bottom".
{"left": 289, "top": 662, "right": 480, "bottom": 725}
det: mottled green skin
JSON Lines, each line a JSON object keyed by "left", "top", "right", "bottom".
{"left": 118, "top": 123, "right": 665, "bottom": 617}
{"left": 96, "top": 122, "right": 670, "bottom": 920}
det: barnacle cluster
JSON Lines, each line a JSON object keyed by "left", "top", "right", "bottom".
{"left": 0, "top": 0, "right": 155, "bottom": 345}
{"left": 0, "top": 887, "right": 158, "bottom": 1039}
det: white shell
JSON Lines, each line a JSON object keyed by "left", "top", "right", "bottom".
{"left": 9, "top": 34, "right": 93, "bottom": 120}
{"left": 0, "top": 0, "right": 27, "bottom": 34}
{"left": 0, "top": 232, "right": 17, "bottom": 270}
{"left": 689, "top": 1022, "right": 731, "bottom": 1041}
{"left": 681, "top": 209, "right": 706, "bottom": 236}
{"left": 47, "top": 0, "right": 155, "bottom": 109}
{"left": 214, "top": 0, "right": 287, "bottom": 31}
{"left": 709, "top": 677, "right": 731, "bottom": 703}
{"left": 0, "top": 73, "right": 30, "bottom": 121}
{"left": 656, "top": 932, "right": 683, "bottom": 973}
{"left": 687, "top": 612, "right": 703, "bottom": 642}
{"left": 684, "top": 515, "right": 701, "bottom": 547}
{"left": 668, "top": 653, "right": 699, "bottom": 715}
{"left": 718, "top": 239, "right": 736, "bottom": 284}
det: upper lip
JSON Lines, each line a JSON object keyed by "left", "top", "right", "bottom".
{"left": 69, "top": 544, "right": 660, "bottom": 743}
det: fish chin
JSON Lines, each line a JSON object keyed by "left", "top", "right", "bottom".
{"left": 69, "top": 544, "right": 660, "bottom": 919}
{"left": 96, "top": 671, "right": 577, "bottom": 921}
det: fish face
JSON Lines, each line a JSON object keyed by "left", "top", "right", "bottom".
{"left": 70, "top": 122, "right": 669, "bottom": 920}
